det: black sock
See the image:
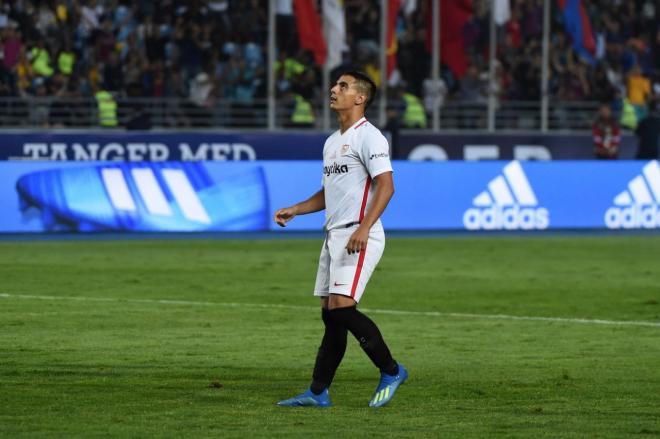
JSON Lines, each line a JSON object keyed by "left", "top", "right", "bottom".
{"left": 310, "top": 308, "right": 347, "bottom": 394}
{"left": 329, "top": 306, "right": 399, "bottom": 376}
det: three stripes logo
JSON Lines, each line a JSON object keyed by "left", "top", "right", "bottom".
{"left": 16, "top": 163, "right": 269, "bottom": 232}
{"left": 372, "top": 387, "right": 391, "bottom": 405}
{"left": 605, "top": 161, "right": 660, "bottom": 229}
{"left": 101, "top": 167, "right": 211, "bottom": 224}
{"left": 463, "top": 161, "right": 549, "bottom": 230}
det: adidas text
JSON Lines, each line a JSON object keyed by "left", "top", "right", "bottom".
{"left": 463, "top": 206, "right": 549, "bottom": 230}
{"left": 605, "top": 205, "right": 660, "bottom": 229}
{"left": 604, "top": 161, "right": 660, "bottom": 229}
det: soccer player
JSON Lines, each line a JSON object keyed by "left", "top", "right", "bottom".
{"left": 274, "top": 71, "right": 407, "bottom": 408}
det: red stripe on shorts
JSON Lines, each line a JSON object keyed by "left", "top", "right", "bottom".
{"left": 350, "top": 243, "right": 368, "bottom": 298}
{"left": 351, "top": 177, "right": 372, "bottom": 298}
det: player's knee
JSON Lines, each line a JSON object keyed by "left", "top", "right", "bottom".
{"left": 327, "top": 294, "right": 356, "bottom": 310}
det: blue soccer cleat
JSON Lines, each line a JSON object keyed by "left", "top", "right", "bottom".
{"left": 369, "top": 364, "right": 408, "bottom": 407}
{"left": 277, "top": 388, "right": 332, "bottom": 408}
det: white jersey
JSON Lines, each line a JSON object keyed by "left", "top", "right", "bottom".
{"left": 322, "top": 117, "right": 393, "bottom": 231}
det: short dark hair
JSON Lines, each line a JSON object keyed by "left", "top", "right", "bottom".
{"left": 339, "top": 70, "right": 377, "bottom": 108}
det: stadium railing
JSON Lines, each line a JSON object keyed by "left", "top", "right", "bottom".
{"left": 0, "top": 97, "right": 600, "bottom": 131}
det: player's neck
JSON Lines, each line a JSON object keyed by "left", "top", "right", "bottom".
{"left": 336, "top": 110, "right": 365, "bottom": 134}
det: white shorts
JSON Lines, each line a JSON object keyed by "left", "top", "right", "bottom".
{"left": 313, "top": 225, "right": 385, "bottom": 303}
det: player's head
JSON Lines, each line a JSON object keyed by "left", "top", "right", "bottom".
{"left": 329, "top": 70, "right": 377, "bottom": 112}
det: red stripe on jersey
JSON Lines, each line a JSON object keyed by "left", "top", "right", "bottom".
{"left": 350, "top": 243, "right": 368, "bottom": 298}
{"left": 358, "top": 177, "right": 371, "bottom": 221}
{"left": 354, "top": 119, "right": 368, "bottom": 129}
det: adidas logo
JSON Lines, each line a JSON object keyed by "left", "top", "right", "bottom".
{"left": 463, "top": 161, "right": 549, "bottom": 230}
{"left": 102, "top": 167, "right": 211, "bottom": 224}
{"left": 605, "top": 161, "right": 660, "bottom": 229}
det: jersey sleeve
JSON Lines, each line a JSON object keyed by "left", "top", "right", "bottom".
{"left": 359, "top": 129, "right": 393, "bottom": 178}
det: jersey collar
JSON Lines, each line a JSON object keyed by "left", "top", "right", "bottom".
{"left": 344, "top": 117, "right": 367, "bottom": 133}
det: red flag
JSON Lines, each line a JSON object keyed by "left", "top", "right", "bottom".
{"left": 426, "top": 0, "right": 472, "bottom": 78}
{"left": 386, "top": 0, "right": 401, "bottom": 78}
{"left": 294, "top": 0, "right": 327, "bottom": 66}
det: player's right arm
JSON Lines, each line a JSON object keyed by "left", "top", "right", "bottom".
{"left": 274, "top": 188, "right": 325, "bottom": 227}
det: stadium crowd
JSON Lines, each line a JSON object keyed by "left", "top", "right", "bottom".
{"left": 0, "top": 0, "right": 658, "bottom": 129}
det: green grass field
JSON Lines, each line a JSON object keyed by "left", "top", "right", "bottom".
{"left": 1, "top": 235, "right": 659, "bottom": 438}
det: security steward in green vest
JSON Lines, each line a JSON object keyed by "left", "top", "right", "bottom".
{"left": 31, "top": 42, "right": 54, "bottom": 77}
{"left": 290, "top": 93, "right": 315, "bottom": 127}
{"left": 620, "top": 98, "right": 638, "bottom": 130}
{"left": 58, "top": 51, "right": 75, "bottom": 76}
{"left": 95, "top": 90, "right": 118, "bottom": 127}
{"left": 402, "top": 92, "right": 427, "bottom": 128}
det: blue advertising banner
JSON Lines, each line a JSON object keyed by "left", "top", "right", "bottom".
{"left": 0, "top": 132, "right": 326, "bottom": 161}
{"left": 396, "top": 133, "right": 638, "bottom": 160}
{"left": 2, "top": 160, "right": 659, "bottom": 233}
{"left": 0, "top": 131, "right": 641, "bottom": 161}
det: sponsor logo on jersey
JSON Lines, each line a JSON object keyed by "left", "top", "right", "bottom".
{"left": 340, "top": 144, "right": 351, "bottom": 155}
{"left": 324, "top": 162, "right": 349, "bottom": 176}
{"left": 370, "top": 152, "right": 389, "bottom": 160}
{"left": 604, "top": 161, "right": 660, "bottom": 229}
{"left": 463, "top": 161, "right": 549, "bottom": 230}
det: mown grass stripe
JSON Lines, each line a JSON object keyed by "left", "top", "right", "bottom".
{"left": 2, "top": 293, "right": 659, "bottom": 328}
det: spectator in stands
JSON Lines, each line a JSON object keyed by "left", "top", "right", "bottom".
{"left": 163, "top": 66, "right": 191, "bottom": 127}
{"left": 384, "top": 99, "right": 402, "bottom": 157}
{"left": 458, "top": 64, "right": 487, "bottom": 129}
{"left": 557, "top": 59, "right": 590, "bottom": 101}
{"left": 350, "top": 0, "right": 379, "bottom": 44}
{"left": 15, "top": 46, "right": 33, "bottom": 97}
{"left": 2, "top": 26, "right": 21, "bottom": 95}
{"left": 188, "top": 71, "right": 215, "bottom": 127}
{"left": 275, "top": 0, "right": 296, "bottom": 53}
{"left": 397, "top": 0, "right": 427, "bottom": 88}
{"left": 102, "top": 51, "right": 122, "bottom": 91}
{"left": 125, "top": 82, "right": 152, "bottom": 131}
{"left": 592, "top": 102, "right": 621, "bottom": 159}
{"left": 422, "top": 75, "right": 448, "bottom": 118}
{"left": 28, "top": 76, "right": 50, "bottom": 127}
{"left": 626, "top": 63, "right": 652, "bottom": 120}
{"left": 95, "top": 16, "right": 116, "bottom": 62}
{"left": 462, "top": 12, "right": 486, "bottom": 64}
{"left": 635, "top": 99, "right": 660, "bottom": 159}
{"left": 590, "top": 63, "right": 618, "bottom": 103}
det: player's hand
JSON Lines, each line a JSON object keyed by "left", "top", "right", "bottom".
{"left": 346, "top": 226, "right": 369, "bottom": 254}
{"left": 274, "top": 207, "right": 297, "bottom": 227}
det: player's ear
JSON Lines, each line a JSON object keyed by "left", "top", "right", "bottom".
{"left": 354, "top": 93, "right": 365, "bottom": 106}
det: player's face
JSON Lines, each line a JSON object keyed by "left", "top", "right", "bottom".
{"left": 329, "top": 75, "right": 362, "bottom": 111}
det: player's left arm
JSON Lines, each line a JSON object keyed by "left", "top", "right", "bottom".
{"left": 346, "top": 171, "right": 394, "bottom": 254}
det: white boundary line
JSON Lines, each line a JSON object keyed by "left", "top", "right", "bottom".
{"left": 1, "top": 293, "right": 659, "bottom": 328}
